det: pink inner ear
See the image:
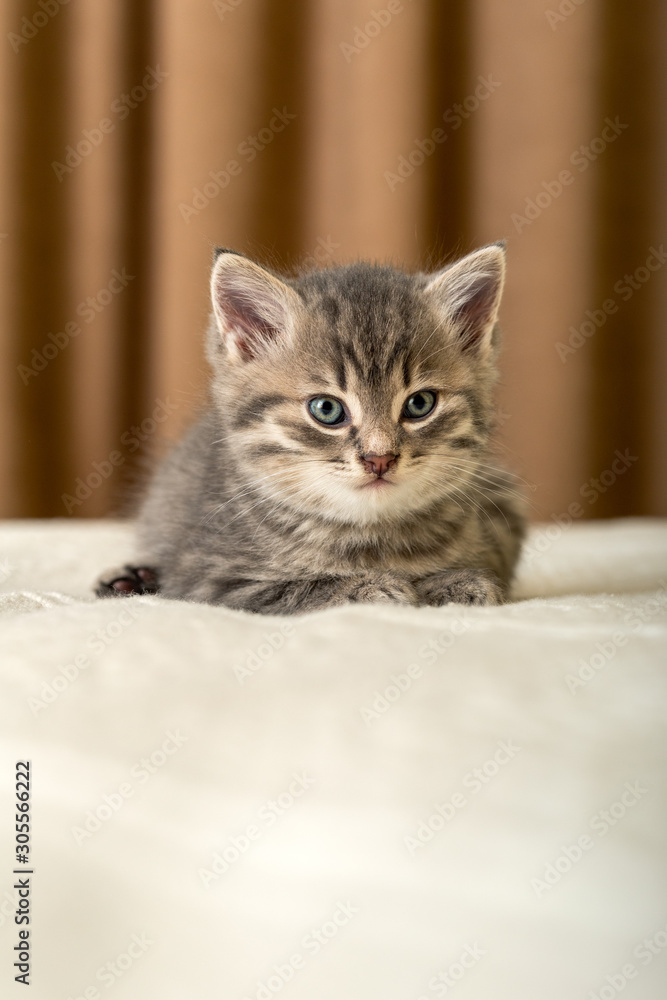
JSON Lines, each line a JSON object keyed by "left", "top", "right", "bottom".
{"left": 217, "top": 283, "right": 282, "bottom": 360}
{"left": 231, "top": 300, "right": 278, "bottom": 360}
{"left": 452, "top": 275, "right": 499, "bottom": 351}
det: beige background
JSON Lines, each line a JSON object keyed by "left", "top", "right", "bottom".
{"left": 0, "top": 0, "right": 665, "bottom": 519}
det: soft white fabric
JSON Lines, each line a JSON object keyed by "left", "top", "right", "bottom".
{"left": 0, "top": 517, "right": 666, "bottom": 1000}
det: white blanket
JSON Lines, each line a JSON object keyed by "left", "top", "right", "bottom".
{"left": 0, "top": 517, "right": 666, "bottom": 1000}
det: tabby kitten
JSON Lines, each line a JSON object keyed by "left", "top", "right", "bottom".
{"left": 96, "top": 243, "right": 525, "bottom": 613}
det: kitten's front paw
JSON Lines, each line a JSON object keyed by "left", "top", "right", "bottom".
{"left": 95, "top": 565, "right": 160, "bottom": 599}
{"left": 347, "top": 573, "right": 418, "bottom": 606}
{"left": 415, "top": 569, "right": 504, "bottom": 607}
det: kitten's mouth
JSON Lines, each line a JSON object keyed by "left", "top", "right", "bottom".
{"left": 361, "top": 477, "right": 394, "bottom": 490}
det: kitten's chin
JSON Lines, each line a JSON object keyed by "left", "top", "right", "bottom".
{"left": 326, "top": 477, "right": 422, "bottom": 525}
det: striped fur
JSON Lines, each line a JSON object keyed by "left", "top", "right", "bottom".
{"left": 97, "top": 244, "right": 526, "bottom": 612}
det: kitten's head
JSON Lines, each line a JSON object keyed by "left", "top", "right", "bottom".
{"left": 207, "top": 244, "right": 505, "bottom": 525}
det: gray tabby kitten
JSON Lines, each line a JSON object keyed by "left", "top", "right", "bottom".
{"left": 96, "top": 242, "right": 525, "bottom": 613}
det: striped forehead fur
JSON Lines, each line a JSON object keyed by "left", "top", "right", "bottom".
{"left": 293, "top": 263, "right": 429, "bottom": 380}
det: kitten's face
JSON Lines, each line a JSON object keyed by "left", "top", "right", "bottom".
{"left": 208, "top": 247, "right": 505, "bottom": 525}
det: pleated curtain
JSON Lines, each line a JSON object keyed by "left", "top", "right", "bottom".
{"left": 0, "top": 0, "right": 664, "bottom": 519}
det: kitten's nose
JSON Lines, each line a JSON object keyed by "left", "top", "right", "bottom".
{"left": 360, "top": 453, "right": 398, "bottom": 476}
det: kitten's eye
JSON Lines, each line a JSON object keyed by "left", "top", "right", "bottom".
{"left": 403, "top": 390, "right": 437, "bottom": 420}
{"left": 308, "top": 395, "right": 347, "bottom": 426}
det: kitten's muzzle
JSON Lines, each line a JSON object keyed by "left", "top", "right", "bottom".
{"left": 359, "top": 453, "right": 398, "bottom": 477}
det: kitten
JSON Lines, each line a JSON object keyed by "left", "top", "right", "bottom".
{"left": 96, "top": 243, "right": 525, "bottom": 613}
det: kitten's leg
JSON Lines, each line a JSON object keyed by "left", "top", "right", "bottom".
{"left": 344, "top": 573, "right": 418, "bottom": 608}
{"left": 189, "top": 572, "right": 418, "bottom": 614}
{"left": 414, "top": 568, "right": 505, "bottom": 607}
{"left": 95, "top": 565, "right": 160, "bottom": 598}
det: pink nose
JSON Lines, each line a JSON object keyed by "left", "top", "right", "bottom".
{"left": 360, "top": 453, "right": 398, "bottom": 476}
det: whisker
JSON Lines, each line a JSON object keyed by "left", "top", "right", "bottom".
{"left": 454, "top": 478, "right": 512, "bottom": 533}
{"left": 445, "top": 461, "right": 534, "bottom": 506}
{"left": 201, "top": 469, "right": 298, "bottom": 524}
{"left": 250, "top": 480, "right": 323, "bottom": 542}
{"left": 448, "top": 482, "right": 504, "bottom": 534}
{"left": 414, "top": 305, "right": 451, "bottom": 362}
{"left": 437, "top": 452, "right": 537, "bottom": 492}
{"left": 201, "top": 456, "right": 339, "bottom": 523}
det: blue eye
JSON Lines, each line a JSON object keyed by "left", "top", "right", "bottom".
{"left": 308, "top": 396, "right": 346, "bottom": 425}
{"left": 403, "top": 390, "right": 436, "bottom": 419}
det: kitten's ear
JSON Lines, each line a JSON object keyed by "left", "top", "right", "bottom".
{"left": 210, "top": 250, "right": 302, "bottom": 362}
{"left": 424, "top": 242, "right": 506, "bottom": 353}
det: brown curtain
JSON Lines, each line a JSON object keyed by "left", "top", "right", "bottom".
{"left": 1, "top": 0, "right": 665, "bottom": 520}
